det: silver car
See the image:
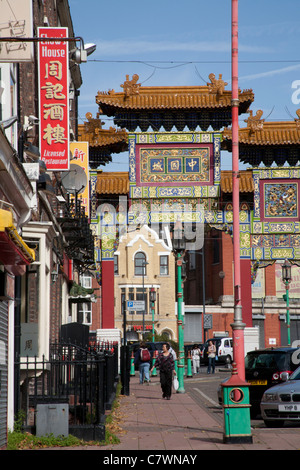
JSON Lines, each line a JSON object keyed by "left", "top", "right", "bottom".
{"left": 260, "top": 366, "right": 300, "bottom": 427}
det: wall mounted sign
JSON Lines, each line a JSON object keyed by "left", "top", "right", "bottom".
{"left": 38, "top": 27, "right": 69, "bottom": 171}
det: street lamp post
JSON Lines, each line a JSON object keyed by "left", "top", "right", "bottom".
{"left": 150, "top": 288, "right": 156, "bottom": 342}
{"left": 141, "top": 259, "right": 148, "bottom": 338}
{"left": 282, "top": 258, "right": 292, "bottom": 346}
{"left": 172, "top": 219, "right": 186, "bottom": 394}
{"left": 221, "top": 0, "right": 252, "bottom": 445}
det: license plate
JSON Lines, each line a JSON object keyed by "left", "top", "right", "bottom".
{"left": 279, "top": 404, "right": 300, "bottom": 412}
{"left": 249, "top": 380, "right": 267, "bottom": 385}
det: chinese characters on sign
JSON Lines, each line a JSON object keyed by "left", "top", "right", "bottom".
{"left": 69, "top": 142, "right": 90, "bottom": 217}
{"left": 38, "top": 27, "right": 69, "bottom": 170}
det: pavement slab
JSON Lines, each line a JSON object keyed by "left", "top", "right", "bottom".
{"left": 38, "top": 375, "right": 300, "bottom": 454}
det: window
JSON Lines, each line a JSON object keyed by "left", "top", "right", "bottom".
{"left": 134, "top": 252, "right": 147, "bottom": 276}
{"left": 121, "top": 288, "right": 126, "bottom": 314}
{"left": 77, "top": 302, "right": 92, "bottom": 325}
{"left": 114, "top": 254, "right": 119, "bottom": 275}
{"left": 136, "top": 287, "right": 148, "bottom": 314}
{"left": 129, "top": 287, "right": 134, "bottom": 301}
{"left": 160, "top": 255, "right": 169, "bottom": 275}
{"left": 80, "top": 274, "right": 92, "bottom": 289}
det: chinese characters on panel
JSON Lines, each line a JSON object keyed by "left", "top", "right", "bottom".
{"left": 38, "top": 27, "right": 69, "bottom": 171}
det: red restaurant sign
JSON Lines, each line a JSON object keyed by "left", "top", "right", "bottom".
{"left": 38, "top": 27, "right": 69, "bottom": 171}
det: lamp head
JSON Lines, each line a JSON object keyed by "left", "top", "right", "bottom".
{"left": 84, "top": 43, "right": 97, "bottom": 56}
{"left": 282, "top": 258, "right": 292, "bottom": 283}
{"left": 150, "top": 288, "right": 156, "bottom": 302}
{"left": 172, "top": 219, "right": 186, "bottom": 252}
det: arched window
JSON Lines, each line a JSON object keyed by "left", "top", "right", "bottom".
{"left": 134, "top": 252, "right": 147, "bottom": 276}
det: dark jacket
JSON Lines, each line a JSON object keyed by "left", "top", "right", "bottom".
{"left": 153, "top": 352, "right": 174, "bottom": 372}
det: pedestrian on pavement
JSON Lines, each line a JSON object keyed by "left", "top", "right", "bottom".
{"left": 191, "top": 344, "right": 201, "bottom": 374}
{"left": 134, "top": 341, "right": 151, "bottom": 384}
{"left": 151, "top": 342, "right": 176, "bottom": 399}
{"left": 207, "top": 340, "right": 216, "bottom": 374}
{"left": 168, "top": 343, "right": 177, "bottom": 362}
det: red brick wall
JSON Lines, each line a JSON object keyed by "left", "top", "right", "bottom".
{"left": 50, "top": 273, "right": 61, "bottom": 343}
{"left": 19, "top": 0, "right": 58, "bottom": 145}
{"left": 264, "top": 313, "right": 281, "bottom": 347}
{"left": 205, "top": 311, "right": 234, "bottom": 339}
{"left": 265, "top": 263, "right": 276, "bottom": 296}
{"left": 101, "top": 260, "right": 115, "bottom": 328}
{"left": 91, "top": 279, "right": 101, "bottom": 330}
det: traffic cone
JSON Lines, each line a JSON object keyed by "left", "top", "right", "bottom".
{"left": 186, "top": 350, "right": 193, "bottom": 378}
{"left": 130, "top": 350, "right": 135, "bottom": 376}
{"left": 151, "top": 350, "right": 157, "bottom": 377}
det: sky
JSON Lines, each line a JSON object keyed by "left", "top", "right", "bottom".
{"left": 69, "top": 0, "right": 300, "bottom": 172}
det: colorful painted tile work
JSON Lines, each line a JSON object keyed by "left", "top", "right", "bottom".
{"left": 264, "top": 182, "right": 298, "bottom": 219}
{"left": 140, "top": 147, "right": 210, "bottom": 183}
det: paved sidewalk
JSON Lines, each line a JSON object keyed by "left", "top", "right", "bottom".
{"left": 48, "top": 375, "right": 300, "bottom": 452}
{"left": 98, "top": 375, "right": 300, "bottom": 451}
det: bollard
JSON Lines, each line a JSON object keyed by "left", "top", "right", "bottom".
{"left": 221, "top": 363, "right": 252, "bottom": 444}
{"left": 186, "top": 350, "right": 193, "bottom": 378}
{"left": 130, "top": 350, "right": 135, "bottom": 376}
{"left": 151, "top": 350, "right": 157, "bottom": 377}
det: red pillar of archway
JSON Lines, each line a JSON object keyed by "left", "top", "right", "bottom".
{"left": 240, "top": 259, "right": 253, "bottom": 327}
{"left": 101, "top": 259, "right": 115, "bottom": 328}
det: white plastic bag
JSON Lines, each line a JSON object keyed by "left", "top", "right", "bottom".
{"left": 173, "top": 376, "right": 179, "bottom": 391}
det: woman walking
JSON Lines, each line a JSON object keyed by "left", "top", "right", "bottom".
{"left": 191, "top": 344, "right": 201, "bottom": 374}
{"left": 151, "top": 342, "right": 176, "bottom": 399}
{"left": 207, "top": 340, "right": 216, "bottom": 374}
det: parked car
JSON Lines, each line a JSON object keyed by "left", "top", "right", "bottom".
{"left": 217, "top": 347, "right": 300, "bottom": 414}
{"left": 202, "top": 337, "right": 233, "bottom": 365}
{"left": 245, "top": 347, "right": 300, "bottom": 417}
{"left": 260, "top": 365, "right": 300, "bottom": 427}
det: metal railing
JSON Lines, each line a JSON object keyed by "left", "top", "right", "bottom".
{"left": 17, "top": 342, "right": 119, "bottom": 433}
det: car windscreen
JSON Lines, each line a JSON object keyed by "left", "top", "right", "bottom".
{"left": 290, "top": 367, "right": 300, "bottom": 380}
{"left": 245, "top": 352, "right": 289, "bottom": 370}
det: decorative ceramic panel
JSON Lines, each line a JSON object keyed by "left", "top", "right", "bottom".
{"left": 252, "top": 234, "right": 300, "bottom": 248}
{"left": 139, "top": 146, "right": 211, "bottom": 184}
{"left": 251, "top": 247, "right": 297, "bottom": 261}
{"left": 262, "top": 181, "right": 299, "bottom": 221}
{"left": 128, "top": 131, "right": 221, "bottom": 197}
{"left": 253, "top": 168, "right": 300, "bottom": 222}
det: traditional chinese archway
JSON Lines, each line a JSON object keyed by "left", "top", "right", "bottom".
{"left": 81, "top": 73, "right": 300, "bottom": 345}
{"left": 92, "top": 73, "right": 254, "bottom": 329}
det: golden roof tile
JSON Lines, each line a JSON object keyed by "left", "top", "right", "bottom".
{"left": 95, "top": 170, "right": 254, "bottom": 195}
{"left": 96, "top": 74, "right": 254, "bottom": 114}
{"left": 78, "top": 113, "right": 128, "bottom": 148}
{"left": 222, "top": 109, "right": 300, "bottom": 147}
{"left": 95, "top": 172, "right": 129, "bottom": 195}
{"left": 220, "top": 170, "right": 254, "bottom": 193}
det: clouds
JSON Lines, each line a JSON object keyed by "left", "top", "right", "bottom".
{"left": 95, "top": 39, "right": 271, "bottom": 57}
{"left": 239, "top": 64, "right": 300, "bottom": 83}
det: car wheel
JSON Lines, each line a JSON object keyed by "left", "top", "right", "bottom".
{"left": 263, "top": 420, "right": 284, "bottom": 428}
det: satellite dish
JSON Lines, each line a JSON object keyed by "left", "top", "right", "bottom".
{"left": 61, "top": 164, "right": 87, "bottom": 194}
